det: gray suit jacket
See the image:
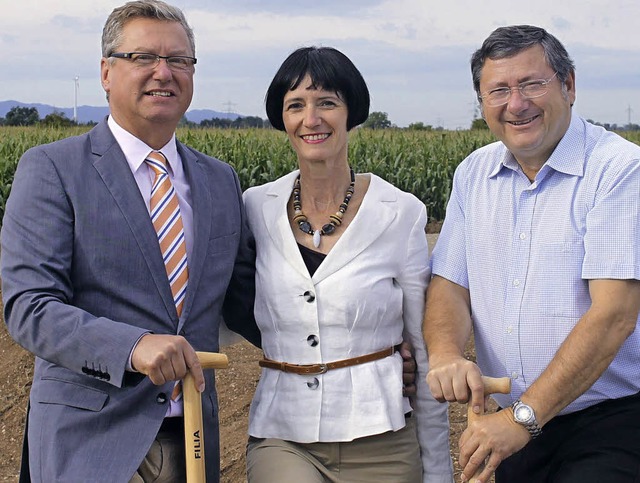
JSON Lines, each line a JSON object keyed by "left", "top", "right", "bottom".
{"left": 1, "top": 120, "right": 260, "bottom": 482}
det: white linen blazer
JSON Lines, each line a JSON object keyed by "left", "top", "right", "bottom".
{"left": 243, "top": 171, "right": 453, "bottom": 482}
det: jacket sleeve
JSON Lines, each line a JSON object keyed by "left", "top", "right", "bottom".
{"left": 397, "top": 201, "right": 454, "bottom": 483}
{"left": 222, "top": 168, "right": 261, "bottom": 348}
{"left": 1, "top": 146, "right": 147, "bottom": 388}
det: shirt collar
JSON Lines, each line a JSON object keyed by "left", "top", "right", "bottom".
{"left": 488, "top": 113, "right": 586, "bottom": 179}
{"left": 107, "top": 115, "right": 179, "bottom": 174}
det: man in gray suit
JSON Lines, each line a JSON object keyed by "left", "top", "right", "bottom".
{"left": 1, "top": 1, "right": 260, "bottom": 481}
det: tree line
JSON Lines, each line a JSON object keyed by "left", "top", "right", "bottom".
{"left": 0, "top": 107, "right": 270, "bottom": 129}
{"left": 2, "top": 105, "right": 638, "bottom": 132}
{"left": 0, "top": 106, "right": 442, "bottom": 130}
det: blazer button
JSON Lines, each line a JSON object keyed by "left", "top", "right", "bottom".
{"left": 307, "top": 335, "right": 319, "bottom": 347}
{"left": 156, "top": 393, "right": 168, "bottom": 404}
{"left": 306, "top": 377, "right": 320, "bottom": 390}
{"left": 303, "top": 291, "right": 315, "bottom": 303}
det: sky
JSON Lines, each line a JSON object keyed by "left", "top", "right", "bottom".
{"left": 1, "top": 0, "right": 639, "bottom": 129}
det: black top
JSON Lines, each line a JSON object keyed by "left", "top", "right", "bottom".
{"left": 297, "top": 243, "right": 326, "bottom": 277}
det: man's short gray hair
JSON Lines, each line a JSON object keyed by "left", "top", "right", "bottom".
{"left": 102, "top": 0, "right": 195, "bottom": 59}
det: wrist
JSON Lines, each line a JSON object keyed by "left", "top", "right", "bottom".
{"left": 511, "top": 399, "right": 543, "bottom": 439}
{"left": 428, "top": 349, "right": 466, "bottom": 366}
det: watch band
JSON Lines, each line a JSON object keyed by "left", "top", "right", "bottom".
{"left": 512, "top": 399, "right": 543, "bottom": 439}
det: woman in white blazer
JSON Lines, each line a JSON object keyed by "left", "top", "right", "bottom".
{"left": 243, "top": 46, "right": 453, "bottom": 483}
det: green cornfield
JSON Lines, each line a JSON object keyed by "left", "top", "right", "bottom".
{"left": 1, "top": 126, "right": 639, "bottom": 225}
{"left": 178, "top": 127, "right": 498, "bottom": 222}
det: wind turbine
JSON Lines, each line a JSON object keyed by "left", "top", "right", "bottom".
{"left": 73, "top": 76, "right": 80, "bottom": 123}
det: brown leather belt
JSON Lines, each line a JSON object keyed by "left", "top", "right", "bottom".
{"left": 258, "top": 346, "right": 395, "bottom": 375}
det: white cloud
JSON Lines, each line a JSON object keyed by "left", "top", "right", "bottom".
{"left": 1, "top": 0, "right": 639, "bottom": 128}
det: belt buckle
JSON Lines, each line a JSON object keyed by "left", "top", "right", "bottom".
{"left": 307, "top": 363, "right": 328, "bottom": 375}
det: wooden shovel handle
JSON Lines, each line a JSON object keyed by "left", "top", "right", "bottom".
{"left": 195, "top": 351, "right": 229, "bottom": 370}
{"left": 183, "top": 352, "right": 229, "bottom": 483}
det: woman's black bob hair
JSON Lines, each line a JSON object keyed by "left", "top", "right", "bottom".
{"left": 265, "top": 46, "right": 370, "bottom": 132}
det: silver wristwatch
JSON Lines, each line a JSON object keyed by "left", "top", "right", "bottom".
{"left": 511, "top": 399, "right": 542, "bottom": 439}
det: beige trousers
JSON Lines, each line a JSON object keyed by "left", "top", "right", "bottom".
{"left": 129, "top": 425, "right": 186, "bottom": 483}
{"left": 246, "top": 416, "right": 422, "bottom": 483}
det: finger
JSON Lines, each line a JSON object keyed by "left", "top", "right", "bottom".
{"left": 398, "top": 340, "right": 413, "bottom": 357}
{"left": 475, "top": 456, "right": 500, "bottom": 483}
{"left": 157, "top": 342, "right": 187, "bottom": 384}
{"left": 425, "top": 372, "right": 447, "bottom": 402}
{"left": 467, "top": 371, "right": 486, "bottom": 415}
{"left": 457, "top": 429, "right": 478, "bottom": 468}
{"left": 185, "top": 349, "right": 205, "bottom": 392}
{"left": 402, "top": 383, "right": 416, "bottom": 398}
{"left": 147, "top": 351, "right": 173, "bottom": 385}
{"left": 465, "top": 454, "right": 499, "bottom": 483}
{"left": 400, "top": 342, "right": 417, "bottom": 376}
{"left": 461, "top": 448, "right": 488, "bottom": 482}
{"left": 403, "top": 370, "right": 416, "bottom": 385}
{"left": 159, "top": 363, "right": 176, "bottom": 385}
{"left": 452, "top": 374, "right": 473, "bottom": 403}
{"left": 441, "top": 381, "right": 459, "bottom": 402}
{"left": 402, "top": 358, "right": 417, "bottom": 374}
{"left": 146, "top": 364, "right": 167, "bottom": 386}
{"left": 169, "top": 348, "right": 187, "bottom": 380}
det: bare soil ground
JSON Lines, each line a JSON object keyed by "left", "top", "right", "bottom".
{"left": 0, "top": 329, "right": 481, "bottom": 482}
{"left": 0, "top": 227, "right": 495, "bottom": 482}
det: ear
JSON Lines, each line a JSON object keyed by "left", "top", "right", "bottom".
{"left": 563, "top": 70, "right": 576, "bottom": 106}
{"left": 100, "top": 58, "right": 111, "bottom": 95}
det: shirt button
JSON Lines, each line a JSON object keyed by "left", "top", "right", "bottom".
{"left": 306, "top": 377, "right": 320, "bottom": 389}
{"left": 156, "top": 393, "right": 168, "bottom": 404}
{"left": 307, "top": 335, "right": 319, "bottom": 347}
{"left": 303, "top": 291, "right": 315, "bottom": 303}
{"left": 506, "top": 326, "right": 513, "bottom": 334}
{"left": 519, "top": 232, "right": 526, "bottom": 240}
{"left": 513, "top": 279, "right": 521, "bottom": 287}
{"left": 511, "top": 372, "right": 519, "bottom": 380}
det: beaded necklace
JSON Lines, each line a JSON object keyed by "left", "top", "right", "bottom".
{"left": 292, "top": 168, "right": 355, "bottom": 248}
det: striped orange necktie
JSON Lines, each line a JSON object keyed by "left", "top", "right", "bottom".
{"left": 145, "top": 151, "right": 189, "bottom": 317}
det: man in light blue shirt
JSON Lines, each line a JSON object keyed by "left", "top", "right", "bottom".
{"left": 424, "top": 25, "right": 640, "bottom": 483}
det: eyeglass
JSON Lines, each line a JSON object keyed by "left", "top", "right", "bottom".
{"left": 478, "top": 72, "right": 558, "bottom": 107}
{"left": 110, "top": 52, "right": 197, "bottom": 71}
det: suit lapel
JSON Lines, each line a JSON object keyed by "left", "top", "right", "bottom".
{"left": 313, "top": 174, "right": 397, "bottom": 283}
{"left": 176, "top": 143, "right": 211, "bottom": 330}
{"left": 89, "top": 122, "right": 177, "bottom": 320}
{"left": 261, "top": 171, "right": 311, "bottom": 279}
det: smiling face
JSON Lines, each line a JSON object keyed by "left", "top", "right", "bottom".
{"left": 100, "top": 17, "right": 194, "bottom": 147}
{"left": 282, "top": 75, "right": 349, "bottom": 167}
{"left": 479, "top": 45, "right": 575, "bottom": 172}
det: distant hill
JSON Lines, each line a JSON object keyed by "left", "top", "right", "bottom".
{"left": 185, "top": 108, "right": 240, "bottom": 124}
{"left": 0, "top": 100, "right": 240, "bottom": 125}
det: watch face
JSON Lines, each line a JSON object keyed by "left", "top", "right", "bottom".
{"left": 515, "top": 404, "right": 533, "bottom": 422}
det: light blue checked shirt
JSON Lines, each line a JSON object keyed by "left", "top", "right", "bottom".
{"left": 432, "top": 114, "right": 640, "bottom": 414}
